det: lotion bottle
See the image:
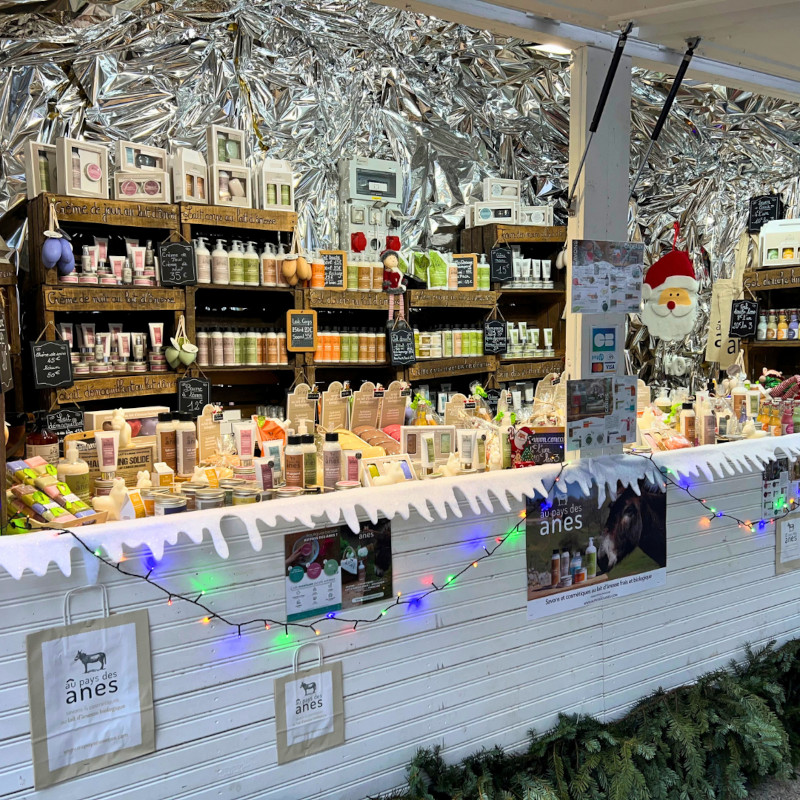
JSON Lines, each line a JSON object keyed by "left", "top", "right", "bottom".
{"left": 212, "top": 239, "right": 229, "bottom": 285}
{"left": 57, "top": 441, "right": 91, "bottom": 503}
{"left": 229, "top": 240, "right": 244, "bottom": 285}
{"left": 156, "top": 412, "right": 177, "bottom": 472}
{"left": 284, "top": 435, "right": 304, "bottom": 488}
{"left": 585, "top": 537, "right": 597, "bottom": 579}
{"left": 175, "top": 412, "right": 197, "bottom": 476}
{"left": 679, "top": 401, "right": 696, "bottom": 444}
{"left": 323, "top": 432, "right": 342, "bottom": 491}
{"left": 301, "top": 430, "right": 317, "bottom": 488}
{"left": 195, "top": 237, "right": 211, "bottom": 284}
{"left": 244, "top": 240, "right": 260, "bottom": 286}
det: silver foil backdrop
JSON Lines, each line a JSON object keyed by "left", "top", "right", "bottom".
{"left": 1, "top": 0, "right": 800, "bottom": 383}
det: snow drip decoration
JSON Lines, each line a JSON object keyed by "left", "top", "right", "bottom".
{"left": 2, "top": 437, "right": 800, "bottom": 580}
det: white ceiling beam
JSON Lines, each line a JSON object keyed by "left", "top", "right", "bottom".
{"left": 379, "top": 0, "right": 800, "bottom": 100}
{"left": 606, "top": 0, "right": 796, "bottom": 24}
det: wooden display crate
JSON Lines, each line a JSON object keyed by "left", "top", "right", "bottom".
{"left": 460, "top": 224, "right": 566, "bottom": 255}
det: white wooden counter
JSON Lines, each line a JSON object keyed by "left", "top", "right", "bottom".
{"left": 2, "top": 438, "right": 800, "bottom": 800}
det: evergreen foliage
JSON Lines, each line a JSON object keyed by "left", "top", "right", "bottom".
{"left": 382, "top": 639, "right": 800, "bottom": 800}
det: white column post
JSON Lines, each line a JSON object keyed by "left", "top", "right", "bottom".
{"left": 565, "top": 45, "right": 631, "bottom": 458}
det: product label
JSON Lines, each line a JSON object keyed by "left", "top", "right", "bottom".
{"left": 176, "top": 430, "right": 196, "bottom": 476}
{"left": 63, "top": 471, "right": 90, "bottom": 503}
{"left": 285, "top": 453, "right": 303, "bottom": 488}
{"left": 304, "top": 453, "right": 317, "bottom": 487}
{"left": 26, "top": 442, "right": 60, "bottom": 466}
{"left": 127, "top": 490, "right": 146, "bottom": 519}
{"left": 159, "top": 430, "right": 177, "bottom": 471}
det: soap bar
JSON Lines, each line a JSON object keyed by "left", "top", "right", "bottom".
{"left": 34, "top": 474, "right": 58, "bottom": 491}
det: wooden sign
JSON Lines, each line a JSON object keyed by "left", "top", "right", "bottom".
{"left": 748, "top": 194, "right": 783, "bottom": 233}
{"left": 320, "top": 250, "right": 347, "bottom": 291}
{"left": 44, "top": 408, "right": 84, "bottom": 442}
{"left": 483, "top": 320, "right": 508, "bottom": 354}
{"left": 31, "top": 341, "right": 73, "bottom": 389}
{"left": 729, "top": 299, "right": 759, "bottom": 338}
{"left": 177, "top": 377, "right": 211, "bottom": 416}
{"left": 286, "top": 310, "right": 318, "bottom": 352}
{"left": 0, "top": 309, "right": 13, "bottom": 393}
{"left": 490, "top": 247, "right": 513, "bottom": 283}
{"left": 454, "top": 254, "right": 477, "bottom": 290}
{"left": 158, "top": 241, "right": 197, "bottom": 286}
{"left": 387, "top": 321, "right": 416, "bottom": 367}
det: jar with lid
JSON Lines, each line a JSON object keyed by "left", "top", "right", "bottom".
{"left": 26, "top": 412, "right": 59, "bottom": 465}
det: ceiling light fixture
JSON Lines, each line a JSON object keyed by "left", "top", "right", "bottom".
{"left": 532, "top": 43, "right": 572, "bottom": 56}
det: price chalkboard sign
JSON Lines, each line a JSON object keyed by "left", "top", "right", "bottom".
{"left": 454, "top": 254, "right": 476, "bottom": 290}
{"left": 31, "top": 341, "right": 73, "bottom": 389}
{"left": 286, "top": 309, "right": 318, "bottom": 352}
{"left": 44, "top": 408, "right": 84, "bottom": 445}
{"left": 483, "top": 320, "right": 508, "bottom": 354}
{"left": 729, "top": 299, "right": 759, "bottom": 338}
{"left": 0, "top": 309, "right": 13, "bottom": 393}
{"left": 388, "top": 321, "right": 416, "bottom": 366}
{"left": 490, "top": 247, "right": 513, "bottom": 283}
{"left": 748, "top": 194, "right": 783, "bottom": 233}
{"left": 158, "top": 241, "right": 197, "bottom": 286}
{"left": 320, "top": 250, "right": 347, "bottom": 291}
{"left": 178, "top": 377, "right": 211, "bottom": 416}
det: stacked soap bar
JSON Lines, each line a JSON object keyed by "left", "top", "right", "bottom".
{"left": 6, "top": 457, "right": 94, "bottom": 526}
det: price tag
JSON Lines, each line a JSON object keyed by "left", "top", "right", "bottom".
{"left": 748, "top": 194, "right": 783, "bottom": 233}
{"left": 454, "top": 254, "right": 476, "bottom": 290}
{"left": 320, "top": 250, "right": 347, "bottom": 290}
{"left": 388, "top": 321, "right": 416, "bottom": 366}
{"left": 158, "top": 242, "right": 197, "bottom": 286}
{"left": 286, "top": 310, "right": 318, "bottom": 352}
{"left": 31, "top": 341, "right": 73, "bottom": 389}
{"left": 729, "top": 299, "right": 759, "bottom": 338}
{"left": 177, "top": 377, "right": 211, "bottom": 416}
{"left": 483, "top": 320, "right": 508, "bottom": 354}
{"left": 489, "top": 247, "right": 513, "bottom": 283}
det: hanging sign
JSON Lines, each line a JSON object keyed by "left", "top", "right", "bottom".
{"left": 0, "top": 308, "right": 13, "bottom": 392}
{"left": 26, "top": 610, "right": 154, "bottom": 788}
{"left": 483, "top": 320, "right": 508, "bottom": 354}
{"left": 177, "top": 377, "right": 211, "bottom": 416}
{"left": 387, "top": 320, "right": 416, "bottom": 366}
{"left": 489, "top": 247, "right": 513, "bottom": 283}
{"left": 320, "top": 250, "right": 346, "bottom": 291}
{"left": 729, "top": 299, "right": 759, "bottom": 338}
{"left": 158, "top": 242, "right": 197, "bottom": 286}
{"left": 454, "top": 254, "right": 477, "bottom": 290}
{"left": 286, "top": 310, "right": 318, "bottom": 352}
{"left": 44, "top": 408, "right": 85, "bottom": 446}
{"left": 31, "top": 341, "right": 73, "bottom": 389}
{"left": 748, "top": 194, "right": 783, "bottom": 233}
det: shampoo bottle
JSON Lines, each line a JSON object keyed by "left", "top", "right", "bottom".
{"left": 156, "top": 412, "right": 177, "bottom": 472}
{"left": 585, "top": 537, "right": 597, "bottom": 579}
{"left": 229, "top": 240, "right": 244, "bottom": 285}
{"left": 175, "top": 413, "right": 197, "bottom": 476}
{"left": 57, "top": 441, "right": 91, "bottom": 503}
{"left": 244, "top": 241, "right": 260, "bottom": 286}
{"left": 679, "top": 402, "right": 696, "bottom": 444}
{"left": 284, "top": 435, "right": 304, "bottom": 488}
{"left": 323, "top": 432, "right": 342, "bottom": 490}
{"left": 195, "top": 237, "right": 211, "bottom": 284}
{"left": 212, "top": 239, "right": 229, "bottom": 285}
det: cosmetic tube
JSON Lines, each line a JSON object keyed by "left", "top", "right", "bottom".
{"left": 130, "top": 245, "right": 146, "bottom": 272}
{"left": 80, "top": 322, "right": 96, "bottom": 349}
{"left": 116, "top": 332, "right": 131, "bottom": 360}
{"left": 148, "top": 322, "right": 164, "bottom": 351}
{"left": 233, "top": 420, "right": 257, "bottom": 459}
{"left": 93, "top": 236, "right": 108, "bottom": 263}
{"left": 260, "top": 440, "right": 284, "bottom": 484}
{"left": 457, "top": 429, "right": 478, "bottom": 469}
{"left": 58, "top": 323, "right": 74, "bottom": 349}
{"left": 94, "top": 430, "right": 120, "bottom": 478}
{"left": 108, "top": 255, "right": 126, "bottom": 280}
{"left": 542, "top": 259, "right": 552, "bottom": 286}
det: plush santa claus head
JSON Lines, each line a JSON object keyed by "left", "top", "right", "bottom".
{"left": 640, "top": 249, "right": 698, "bottom": 341}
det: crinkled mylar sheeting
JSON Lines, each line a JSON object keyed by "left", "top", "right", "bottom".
{"left": 2, "top": 0, "right": 800, "bottom": 383}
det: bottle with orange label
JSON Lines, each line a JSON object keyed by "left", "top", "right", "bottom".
{"left": 311, "top": 251, "right": 325, "bottom": 289}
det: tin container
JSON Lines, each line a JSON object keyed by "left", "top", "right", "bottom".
{"left": 233, "top": 465, "right": 257, "bottom": 482}
{"left": 219, "top": 478, "right": 246, "bottom": 506}
{"left": 575, "top": 567, "right": 587, "bottom": 584}
{"left": 180, "top": 482, "right": 206, "bottom": 511}
{"left": 274, "top": 486, "right": 303, "bottom": 499}
{"left": 335, "top": 480, "right": 361, "bottom": 490}
{"left": 231, "top": 487, "right": 262, "bottom": 505}
{"left": 154, "top": 493, "right": 187, "bottom": 516}
{"left": 194, "top": 488, "right": 225, "bottom": 510}
{"left": 93, "top": 479, "right": 115, "bottom": 497}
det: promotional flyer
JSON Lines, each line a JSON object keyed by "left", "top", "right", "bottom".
{"left": 526, "top": 476, "right": 667, "bottom": 619}
{"left": 285, "top": 519, "right": 393, "bottom": 621}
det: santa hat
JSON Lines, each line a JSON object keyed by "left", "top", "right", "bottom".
{"left": 642, "top": 249, "right": 697, "bottom": 300}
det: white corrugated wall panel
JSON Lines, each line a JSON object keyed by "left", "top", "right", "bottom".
{"left": 2, "top": 458, "right": 800, "bottom": 800}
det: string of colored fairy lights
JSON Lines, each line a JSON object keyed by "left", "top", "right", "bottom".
{"left": 58, "top": 461, "right": 570, "bottom": 637}
{"left": 632, "top": 451, "right": 799, "bottom": 533}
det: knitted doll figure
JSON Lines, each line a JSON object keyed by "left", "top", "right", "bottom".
{"left": 381, "top": 249, "right": 406, "bottom": 321}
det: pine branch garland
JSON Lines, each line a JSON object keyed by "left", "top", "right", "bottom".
{"left": 382, "top": 638, "right": 800, "bottom": 800}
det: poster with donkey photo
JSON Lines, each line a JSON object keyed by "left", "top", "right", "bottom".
{"left": 26, "top": 610, "right": 154, "bottom": 788}
{"left": 526, "top": 474, "right": 667, "bottom": 619}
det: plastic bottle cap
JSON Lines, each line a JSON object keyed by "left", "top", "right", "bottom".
{"left": 288, "top": 435, "right": 301, "bottom": 445}
{"left": 682, "top": 402, "right": 692, "bottom": 409}
{"left": 158, "top": 412, "right": 173, "bottom": 422}
{"left": 325, "top": 432, "right": 339, "bottom": 442}
{"left": 302, "top": 434, "right": 315, "bottom": 445}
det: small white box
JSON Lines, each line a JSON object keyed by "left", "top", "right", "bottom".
{"left": 759, "top": 219, "right": 800, "bottom": 267}
{"left": 210, "top": 164, "right": 252, "bottom": 208}
{"left": 114, "top": 170, "right": 171, "bottom": 203}
{"left": 56, "top": 137, "right": 109, "bottom": 199}
{"left": 519, "top": 205, "right": 554, "bottom": 226}
{"left": 116, "top": 140, "right": 168, "bottom": 172}
{"left": 206, "top": 124, "right": 247, "bottom": 167}
{"left": 472, "top": 200, "right": 519, "bottom": 226}
{"left": 483, "top": 177, "right": 522, "bottom": 202}
{"left": 257, "top": 158, "right": 294, "bottom": 211}
{"left": 171, "top": 147, "right": 208, "bottom": 204}
{"left": 25, "top": 141, "right": 58, "bottom": 199}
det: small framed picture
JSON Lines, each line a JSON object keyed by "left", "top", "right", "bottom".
{"left": 56, "top": 137, "right": 110, "bottom": 199}
{"left": 257, "top": 158, "right": 294, "bottom": 211}
{"left": 171, "top": 147, "right": 208, "bottom": 204}
{"left": 206, "top": 124, "right": 247, "bottom": 167}
{"left": 115, "top": 141, "right": 168, "bottom": 172}
{"left": 210, "top": 164, "right": 251, "bottom": 208}
{"left": 114, "top": 170, "right": 171, "bottom": 203}
{"left": 25, "top": 141, "right": 58, "bottom": 199}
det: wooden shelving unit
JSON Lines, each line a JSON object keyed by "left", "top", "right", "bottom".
{"left": 406, "top": 355, "right": 495, "bottom": 383}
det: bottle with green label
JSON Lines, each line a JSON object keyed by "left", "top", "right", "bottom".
{"left": 229, "top": 240, "right": 245, "bottom": 285}
{"left": 585, "top": 537, "right": 597, "bottom": 578}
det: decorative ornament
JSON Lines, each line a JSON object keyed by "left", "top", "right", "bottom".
{"left": 640, "top": 223, "right": 698, "bottom": 341}
{"left": 381, "top": 249, "right": 406, "bottom": 321}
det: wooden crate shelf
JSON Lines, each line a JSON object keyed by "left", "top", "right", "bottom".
{"left": 43, "top": 285, "right": 185, "bottom": 313}
{"left": 406, "top": 355, "right": 496, "bottom": 382}
{"left": 179, "top": 204, "right": 296, "bottom": 234}
{"left": 407, "top": 289, "right": 498, "bottom": 308}
{"left": 496, "top": 356, "right": 565, "bottom": 383}
{"left": 305, "top": 289, "right": 388, "bottom": 310}
{"left": 461, "top": 224, "right": 566, "bottom": 255}
{"left": 743, "top": 267, "right": 800, "bottom": 291}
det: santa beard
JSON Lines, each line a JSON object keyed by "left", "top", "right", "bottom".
{"left": 640, "top": 297, "right": 697, "bottom": 341}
